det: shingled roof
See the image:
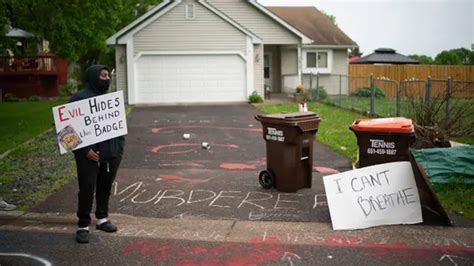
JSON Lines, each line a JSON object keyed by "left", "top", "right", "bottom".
{"left": 267, "top": 6, "right": 356, "bottom": 46}
{"left": 352, "top": 48, "right": 420, "bottom": 64}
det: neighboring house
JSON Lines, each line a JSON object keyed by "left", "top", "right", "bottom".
{"left": 0, "top": 27, "right": 68, "bottom": 98}
{"left": 351, "top": 48, "right": 420, "bottom": 65}
{"left": 107, "top": 0, "right": 357, "bottom": 105}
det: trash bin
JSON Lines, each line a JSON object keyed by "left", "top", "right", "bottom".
{"left": 350, "top": 117, "right": 415, "bottom": 168}
{"left": 255, "top": 112, "right": 320, "bottom": 193}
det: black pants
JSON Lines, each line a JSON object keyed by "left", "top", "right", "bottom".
{"left": 74, "top": 155, "right": 121, "bottom": 228}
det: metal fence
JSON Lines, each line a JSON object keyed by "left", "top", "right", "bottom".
{"left": 306, "top": 73, "right": 474, "bottom": 133}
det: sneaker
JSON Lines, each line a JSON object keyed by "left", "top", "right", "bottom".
{"left": 75, "top": 229, "right": 89, "bottom": 244}
{"left": 0, "top": 199, "right": 16, "bottom": 211}
{"left": 96, "top": 221, "right": 117, "bottom": 233}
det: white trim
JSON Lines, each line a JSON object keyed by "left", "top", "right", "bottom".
{"left": 302, "top": 49, "right": 333, "bottom": 74}
{"left": 246, "top": 37, "right": 254, "bottom": 96}
{"left": 106, "top": 0, "right": 172, "bottom": 45}
{"left": 116, "top": 1, "right": 182, "bottom": 45}
{"left": 198, "top": 0, "right": 262, "bottom": 44}
{"left": 297, "top": 45, "right": 302, "bottom": 84}
{"left": 133, "top": 51, "right": 247, "bottom": 61}
{"left": 303, "top": 44, "right": 357, "bottom": 49}
{"left": 248, "top": 0, "right": 313, "bottom": 44}
{"left": 126, "top": 38, "right": 136, "bottom": 104}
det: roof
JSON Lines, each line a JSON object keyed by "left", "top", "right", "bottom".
{"left": 5, "top": 28, "right": 35, "bottom": 38}
{"left": 267, "top": 6, "right": 356, "bottom": 47}
{"left": 352, "top": 48, "right": 420, "bottom": 64}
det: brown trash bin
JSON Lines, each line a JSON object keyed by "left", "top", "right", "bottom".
{"left": 255, "top": 112, "right": 320, "bottom": 193}
{"left": 350, "top": 117, "right": 416, "bottom": 168}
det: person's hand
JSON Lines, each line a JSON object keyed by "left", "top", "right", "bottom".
{"left": 86, "top": 149, "right": 100, "bottom": 161}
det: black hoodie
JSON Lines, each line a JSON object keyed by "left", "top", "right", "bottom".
{"left": 69, "top": 64, "right": 125, "bottom": 161}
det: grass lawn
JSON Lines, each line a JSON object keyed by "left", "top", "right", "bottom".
{"left": 256, "top": 101, "right": 473, "bottom": 220}
{"left": 0, "top": 98, "right": 67, "bottom": 154}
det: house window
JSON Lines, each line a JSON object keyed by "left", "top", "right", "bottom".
{"left": 185, "top": 4, "right": 195, "bottom": 19}
{"left": 303, "top": 50, "right": 332, "bottom": 73}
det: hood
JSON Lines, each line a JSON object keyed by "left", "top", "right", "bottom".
{"left": 86, "top": 64, "right": 110, "bottom": 94}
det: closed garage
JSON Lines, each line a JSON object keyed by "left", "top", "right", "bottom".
{"left": 135, "top": 54, "right": 247, "bottom": 104}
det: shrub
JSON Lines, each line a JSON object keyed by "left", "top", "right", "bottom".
{"left": 28, "top": 95, "right": 41, "bottom": 101}
{"left": 4, "top": 93, "right": 19, "bottom": 102}
{"left": 296, "top": 83, "right": 304, "bottom": 93}
{"left": 59, "top": 83, "right": 77, "bottom": 97}
{"left": 353, "top": 87, "right": 385, "bottom": 98}
{"left": 248, "top": 91, "right": 263, "bottom": 103}
{"left": 311, "top": 86, "right": 328, "bottom": 101}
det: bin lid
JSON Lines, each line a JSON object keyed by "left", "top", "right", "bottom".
{"left": 350, "top": 117, "right": 414, "bottom": 133}
{"left": 256, "top": 111, "right": 318, "bottom": 122}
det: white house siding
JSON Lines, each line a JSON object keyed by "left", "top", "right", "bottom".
{"left": 208, "top": 0, "right": 300, "bottom": 44}
{"left": 302, "top": 49, "right": 348, "bottom": 95}
{"left": 281, "top": 47, "right": 298, "bottom": 93}
{"left": 134, "top": 0, "right": 247, "bottom": 55}
{"left": 254, "top": 44, "right": 264, "bottom": 96}
{"left": 114, "top": 46, "right": 127, "bottom": 96}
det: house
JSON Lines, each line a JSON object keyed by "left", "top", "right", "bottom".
{"left": 0, "top": 28, "right": 68, "bottom": 99}
{"left": 351, "top": 48, "right": 420, "bottom": 65}
{"left": 107, "top": 0, "right": 357, "bottom": 104}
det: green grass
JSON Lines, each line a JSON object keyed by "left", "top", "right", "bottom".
{"left": 256, "top": 102, "right": 366, "bottom": 161}
{"left": 452, "top": 136, "right": 474, "bottom": 145}
{"left": 0, "top": 99, "right": 67, "bottom": 154}
{"left": 432, "top": 182, "right": 474, "bottom": 219}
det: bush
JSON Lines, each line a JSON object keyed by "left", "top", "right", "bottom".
{"left": 353, "top": 87, "right": 385, "bottom": 98}
{"left": 311, "top": 86, "right": 328, "bottom": 101}
{"left": 3, "top": 93, "right": 19, "bottom": 102}
{"left": 248, "top": 91, "right": 263, "bottom": 103}
{"left": 59, "top": 83, "right": 77, "bottom": 97}
{"left": 28, "top": 95, "right": 41, "bottom": 101}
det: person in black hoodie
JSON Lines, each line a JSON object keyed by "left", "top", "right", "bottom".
{"left": 70, "top": 65, "right": 125, "bottom": 244}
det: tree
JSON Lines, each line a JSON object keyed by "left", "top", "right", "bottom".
{"left": 408, "top": 54, "right": 434, "bottom": 64}
{"left": 349, "top": 46, "right": 363, "bottom": 57}
{"left": 320, "top": 10, "right": 337, "bottom": 26}
{"left": 434, "top": 48, "right": 474, "bottom": 65}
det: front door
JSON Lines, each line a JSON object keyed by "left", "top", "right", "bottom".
{"left": 264, "top": 53, "right": 272, "bottom": 91}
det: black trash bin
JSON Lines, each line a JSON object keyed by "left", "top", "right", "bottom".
{"left": 255, "top": 112, "right": 320, "bottom": 193}
{"left": 350, "top": 117, "right": 416, "bottom": 168}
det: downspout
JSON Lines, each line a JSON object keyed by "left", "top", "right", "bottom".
{"left": 297, "top": 44, "right": 302, "bottom": 85}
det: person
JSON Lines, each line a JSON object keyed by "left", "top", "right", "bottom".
{"left": 69, "top": 65, "right": 125, "bottom": 244}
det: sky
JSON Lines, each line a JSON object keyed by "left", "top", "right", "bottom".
{"left": 258, "top": 0, "right": 473, "bottom": 58}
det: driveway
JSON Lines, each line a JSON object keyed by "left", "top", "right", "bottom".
{"left": 35, "top": 104, "right": 352, "bottom": 223}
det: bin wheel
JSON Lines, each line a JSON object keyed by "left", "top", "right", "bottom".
{"left": 259, "top": 170, "right": 274, "bottom": 189}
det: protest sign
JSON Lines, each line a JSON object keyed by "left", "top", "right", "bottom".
{"left": 323, "top": 161, "right": 422, "bottom": 230}
{"left": 52, "top": 91, "right": 127, "bottom": 154}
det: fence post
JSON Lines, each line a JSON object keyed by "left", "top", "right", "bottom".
{"left": 396, "top": 82, "right": 401, "bottom": 116}
{"left": 339, "top": 74, "right": 342, "bottom": 106}
{"left": 309, "top": 72, "right": 313, "bottom": 101}
{"left": 315, "top": 72, "right": 320, "bottom": 101}
{"left": 446, "top": 77, "right": 452, "bottom": 126}
{"left": 370, "top": 74, "right": 375, "bottom": 116}
{"left": 424, "top": 76, "right": 432, "bottom": 113}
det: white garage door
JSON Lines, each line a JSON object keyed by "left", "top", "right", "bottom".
{"left": 135, "top": 54, "right": 246, "bottom": 104}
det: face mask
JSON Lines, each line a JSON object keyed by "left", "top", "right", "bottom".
{"left": 97, "top": 79, "right": 110, "bottom": 92}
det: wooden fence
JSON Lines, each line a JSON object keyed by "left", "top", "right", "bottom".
{"left": 348, "top": 65, "right": 474, "bottom": 98}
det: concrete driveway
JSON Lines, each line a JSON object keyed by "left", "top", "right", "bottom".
{"left": 35, "top": 104, "right": 352, "bottom": 223}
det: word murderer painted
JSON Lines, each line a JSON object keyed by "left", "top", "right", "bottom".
{"left": 323, "top": 162, "right": 422, "bottom": 230}
{"left": 52, "top": 91, "right": 127, "bottom": 154}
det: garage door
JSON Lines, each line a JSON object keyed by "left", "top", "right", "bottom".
{"left": 135, "top": 54, "right": 246, "bottom": 104}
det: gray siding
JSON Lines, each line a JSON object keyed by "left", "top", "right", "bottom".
{"left": 254, "top": 44, "right": 264, "bottom": 96}
{"left": 208, "top": 0, "right": 300, "bottom": 44}
{"left": 134, "top": 0, "right": 247, "bottom": 54}
{"left": 114, "top": 45, "right": 128, "bottom": 96}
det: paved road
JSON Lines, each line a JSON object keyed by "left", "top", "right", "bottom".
{"left": 1, "top": 105, "right": 473, "bottom": 265}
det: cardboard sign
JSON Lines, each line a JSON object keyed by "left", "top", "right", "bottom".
{"left": 323, "top": 162, "right": 422, "bottom": 230}
{"left": 52, "top": 91, "right": 127, "bottom": 154}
